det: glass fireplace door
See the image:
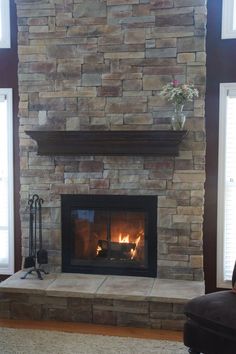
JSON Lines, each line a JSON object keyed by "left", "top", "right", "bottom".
{"left": 71, "top": 209, "right": 146, "bottom": 267}
{"left": 61, "top": 195, "right": 157, "bottom": 277}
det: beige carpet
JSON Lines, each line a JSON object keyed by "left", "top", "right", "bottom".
{"left": 0, "top": 327, "right": 188, "bottom": 354}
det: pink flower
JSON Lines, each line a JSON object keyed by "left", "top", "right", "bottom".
{"left": 172, "top": 80, "right": 179, "bottom": 87}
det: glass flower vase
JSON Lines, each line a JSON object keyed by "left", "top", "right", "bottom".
{"left": 171, "top": 104, "right": 186, "bottom": 130}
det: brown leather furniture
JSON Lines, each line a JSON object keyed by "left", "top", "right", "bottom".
{"left": 184, "top": 290, "right": 236, "bottom": 354}
{"left": 184, "top": 265, "right": 236, "bottom": 354}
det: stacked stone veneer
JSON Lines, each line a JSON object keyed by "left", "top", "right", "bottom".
{"left": 0, "top": 292, "right": 186, "bottom": 330}
{"left": 16, "top": 0, "right": 206, "bottom": 280}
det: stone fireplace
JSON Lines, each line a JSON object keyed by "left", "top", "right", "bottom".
{"left": 17, "top": 0, "right": 206, "bottom": 282}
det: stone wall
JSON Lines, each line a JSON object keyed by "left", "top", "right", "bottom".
{"left": 16, "top": 0, "right": 206, "bottom": 280}
{"left": 0, "top": 291, "right": 186, "bottom": 330}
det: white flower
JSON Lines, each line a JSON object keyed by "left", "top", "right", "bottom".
{"left": 160, "top": 80, "right": 199, "bottom": 105}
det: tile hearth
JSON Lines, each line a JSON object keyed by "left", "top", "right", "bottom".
{"left": 0, "top": 272, "right": 204, "bottom": 330}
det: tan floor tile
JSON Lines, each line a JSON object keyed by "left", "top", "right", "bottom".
{"left": 0, "top": 271, "right": 56, "bottom": 294}
{"left": 46, "top": 273, "right": 107, "bottom": 297}
{"left": 150, "top": 279, "right": 205, "bottom": 302}
{"left": 96, "top": 275, "right": 155, "bottom": 300}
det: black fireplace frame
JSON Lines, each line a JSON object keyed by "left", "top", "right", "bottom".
{"left": 61, "top": 194, "right": 157, "bottom": 277}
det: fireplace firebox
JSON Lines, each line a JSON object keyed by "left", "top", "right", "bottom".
{"left": 61, "top": 195, "right": 157, "bottom": 277}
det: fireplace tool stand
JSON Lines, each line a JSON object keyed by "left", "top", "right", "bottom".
{"left": 21, "top": 194, "right": 49, "bottom": 280}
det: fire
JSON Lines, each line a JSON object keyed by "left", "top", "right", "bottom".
{"left": 96, "top": 230, "right": 144, "bottom": 260}
{"left": 119, "top": 233, "right": 130, "bottom": 243}
{"left": 96, "top": 245, "right": 102, "bottom": 256}
{"left": 130, "top": 235, "right": 141, "bottom": 259}
{"left": 118, "top": 232, "right": 142, "bottom": 260}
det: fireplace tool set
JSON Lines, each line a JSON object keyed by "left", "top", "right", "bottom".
{"left": 21, "top": 194, "right": 49, "bottom": 280}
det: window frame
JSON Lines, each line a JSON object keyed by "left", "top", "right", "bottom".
{"left": 0, "top": 88, "right": 14, "bottom": 274}
{"left": 0, "top": 0, "right": 10, "bottom": 48}
{"left": 222, "top": 0, "right": 236, "bottom": 39}
{"left": 217, "top": 83, "right": 236, "bottom": 288}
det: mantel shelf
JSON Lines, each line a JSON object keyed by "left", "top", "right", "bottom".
{"left": 25, "top": 130, "right": 187, "bottom": 156}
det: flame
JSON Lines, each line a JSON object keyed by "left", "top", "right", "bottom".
{"left": 96, "top": 245, "right": 102, "bottom": 255}
{"left": 130, "top": 235, "right": 141, "bottom": 259}
{"left": 96, "top": 230, "right": 144, "bottom": 260}
{"left": 119, "top": 233, "right": 130, "bottom": 243}
{"left": 118, "top": 232, "right": 142, "bottom": 260}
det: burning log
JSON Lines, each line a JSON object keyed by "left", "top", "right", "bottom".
{"left": 96, "top": 240, "right": 136, "bottom": 259}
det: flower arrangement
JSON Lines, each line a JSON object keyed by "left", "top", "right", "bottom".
{"left": 160, "top": 80, "right": 199, "bottom": 105}
{"left": 160, "top": 80, "right": 199, "bottom": 130}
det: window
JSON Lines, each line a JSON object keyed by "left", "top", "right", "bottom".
{"left": 217, "top": 83, "right": 236, "bottom": 288}
{"left": 0, "top": 89, "right": 14, "bottom": 274}
{"left": 0, "top": 0, "right": 10, "bottom": 48}
{"left": 222, "top": 0, "right": 236, "bottom": 39}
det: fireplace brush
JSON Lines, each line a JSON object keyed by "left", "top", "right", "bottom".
{"left": 21, "top": 194, "right": 49, "bottom": 280}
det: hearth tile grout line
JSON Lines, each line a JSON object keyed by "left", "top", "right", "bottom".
{"left": 94, "top": 275, "right": 109, "bottom": 295}
{"left": 148, "top": 277, "right": 156, "bottom": 297}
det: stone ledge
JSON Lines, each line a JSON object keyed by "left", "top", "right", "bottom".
{"left": 0, "top": 271, "right": 204, "bottom": 302}
{"left": 0, "top": 272, "right": 204, "bottom": 330}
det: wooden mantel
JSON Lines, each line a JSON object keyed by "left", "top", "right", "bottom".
{"left": 25, "top": 130, "right": 187, "bottom": 156}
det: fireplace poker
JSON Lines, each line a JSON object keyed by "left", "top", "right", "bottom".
{"left": 37, "top": 197, "right": 48, "bottom": 265}
{"left": 23, "top": 197, "right": 35, "bottom": 269}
